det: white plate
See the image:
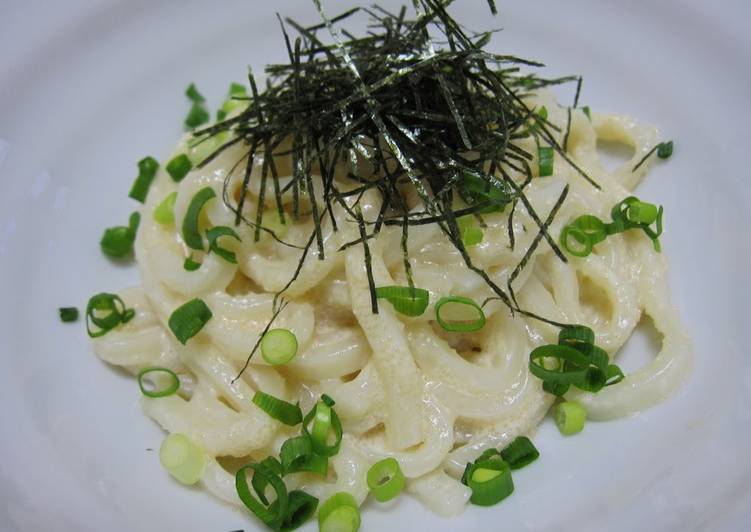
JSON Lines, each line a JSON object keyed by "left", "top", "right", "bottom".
{"left": 1, "top": 1, "right": 750, "bottom": 531}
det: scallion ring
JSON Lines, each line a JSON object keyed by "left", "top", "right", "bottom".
{"left": 260, "top": 328, "right": 298, "bottom": 365}
{"left": 137, "top": 367, "right": 180, "bottom": 398}
{"left": 558, "top": 325, "right": 595, "bottom": 354}
{"left": 207, "top": 225, "right": 241, "bottom": 264}
{"left": 153, "top": 192, "right": 177, "bottom": 225}
{"left": 128, "top": 156, "right": 159, "bottom": 203}
{"left": 182, "top": 187, "right": 216, "bottom": 250}
{"left": 374, "top": 285, "right": 430, "bottom": 317}
{"left": 85, "top": 292, "right": 134, "bottom": 338}
{"left": 467, "top": 458, "right": 514, "bottom": 506}
{"left": 538, "top": 145, "right": 554, "bottom": 177}
{"left": 252, "top": 391, "right": 302, "bottom": 426}
{"left": 500, "top": 436, "right": 539, "bottom": 470}
{"left": 183, "top": 255, "right": 201, "bottom": 271}
{"left": 303, "top": 399, "right": 343, "bottom": 457}
{"left": 318, "top": 492, "right": 361, "bottom": 532}
{"left": 280, "top": 435, "right": 329, "bottom": 476}
{"left": 165, "top": 154, "right": 193, "bottom": 182}
{"left": 59, "top": 307, "right": 79, "bottom": 323}
{"left": 555, "top": 401, "right": 587, "bottom": 435}
{"left": 434, "top": 296, "right": 486, "bottom": 332}
{"left": 366, "top": 458, "right": 405, "bottom": 502}
{"left": 168, "top": 298, "right": 212, "bottom": 345}
{"left": 159, "top": 433, "right": 206, "bottom": 485}
{"left": 235, "top": 463, "right": 288, "bottom": 530}
{"left": 270, "top": 490, "right": 319, "bottom": 532}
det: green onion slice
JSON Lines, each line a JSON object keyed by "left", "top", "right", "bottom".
{"left": 138, "top": 367, "right": 180, "bottom": 398}
{"left": 153, "top": 192, "right": 177, "bottom": 225}
{"left": 251, "top": 457, "right": 284, "bottom": 506}
{"left": 183, "top": 255, "right": 201, "bottom": 271}
{"left": 182, "top": 186, "right": 216, "bottom": 250}
{"left": 207, "top": 225, "right": 241, "bottom": 264}
{"left": 184, "top": 83, "right": 209, "bottom": 130}
{"left": 252, "top": 391, "right": 302, "bottom": 426}
{"left": 236, "top": 463, "right": 288, "bottom": 530}
{"left": 217, "top": 82, "right": 249, "bottom": 121}
{"left": 461, "top": 172, "right": 511, "bottom": 213}
{"left": 280, "top": 435, "right": 329, "bottom": 476}
{"left": 166, "top": 154, "right": 193, "bottom": 182}
{"left": 318, "top": 492, "right": 361, "bottom": 532}
{"left": 100, "top": 212, "right": 139, "bottom": 258}
{"left": 261, "top": 328, "right": 298, "bottom": 365}
{"left": 159, "top": 433, "right": 206, "bottom": 486}
{"left": 457, "top": 216, "right": 483, "bottom": 247}
{"left": 555, "top": 401, "right": 587, "bottom": 435}
{"left": 467, "top": 457, "right": 514, "bottom": 506}
{"left": 625, "top": 200, "right": 659, "bottom": 225}
{"left": 558, "top": 325, "right": 595, "bottom": 354}
{"left": 85, "top": 292, "right": 134, "bottom": 338}
{"left": 657, "top": 140, "right": 673, "bottom": 159}
{"left": 435, "top": 296, "right": 486, "bottom": 332}
{"left": 366, "top": 458, "right": 405, "bottom": 502}
{"left": 168, "top": 298, "right": 212, "bottom": 345}
{"left": 500, "top": 436, "right": 539, "bottom": 470}
{"left": 270, "top": 490, "right": 319, "bottom": 532}
{"left": 582, "top": 106, "right": 592, "bottom": 120}
{"left": 538, "top": 146, "right": 554, "bottom": 177}
{"left": 59, "top": 307, "right": 79, "bottom": 323}
{"left": 374, "top": 285, "right": 430, "bottom": 317}
{"left": 529, "top": 344, "right": 591, "bottom": 386}
{"left": 559, "top": 215, "right": 607, "bottom": 258}
{"left": 303, "top": 399, "right": 343, "bottom": 457}
{"left": 128, "top": 156, "right": 159, "bottom": 203}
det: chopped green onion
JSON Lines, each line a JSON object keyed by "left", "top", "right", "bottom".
{"left": 166, "top": 154, "right": 193, "bottom": 182}
{"left": 625, "top": 200, "right": 659, "bottom": 225}
{"left": 457, "top": 216, "right": 483, "bottom": 247}
{"left": 59, "top": 307, "right": 79, "bottom": 323}
{"left": 582, "top": 106, "right": 591, "bottom": 120}
{"left": 183, "top": 255, "right": 201, "bottom": 271}
{"left": 366, "top": 458, "right": 405, "bottom": 502}
{"left": 558, "top": 325, "right": 595, "bottom": 354}
{"left": 252, "top": 391, "right": 302, "bottom": 426}
{"left": 236, "top": 463, "right": 288, "bottom": 530}
{"left": 657, "top": 140, "right": 673, "bottom": 159}
{"left": 500, "top": 436, "right": 539, "bottom": 470}
{"left": 434, "top": 296, "right": 486, "bottom": 332}
{"left": 303, "top": 398, "right": 343, "bottom": 457}
{"left": 185, "top": 83, "right": 205, "bottom": 103}
{"left": 217, "top": 82, "right": 249, "bottom": 121}
{"left": 159, "top": 433, "right": 206, "bottom": 485}
{"left": 138, "top": 367, "right": 180, "bottom": 398}
{"left": 188, "top": 131, "right": 229, "bottom": 166}
{"left": 270, "top": 490, "right": 319, "bottom": 531}
{"left": 251, "top": 456, "right": 284, "bottom": 506}
{"left": 538, "top": 146, "right": 554, "bottom": 177}
{"left": 374, "top": 285, "right": 430, "bottom": 317}
{"left": 261, "top": 328, "right": 298, "bottom": 365}
{"left": 168, "top": 298, "right": 212, "bottom": 345}
{"left": 128, "top": 156, "right": 159, "bottom": 203}
{"left": 467, "top": 457, "right": 514, "bottom": 506}
{"left": 555, "top": 401, "right": 587, "bottom": 435}
{"left": 182, "top": 186, "right": 216, "bottom": 250}
{"left": 561, "top": 196, "right": 663, "bottom": 257}
{"left": 85, "top": 292, "right": 135, "bottom": 337}
{"left": 153, "top": 192, "right": 177, "bottom": 225}
{"left": 184, "top": 84, "right": 209, "bottom": 130}
{"left": 207, "top": 225, "right": 241, "bottom": 263}
{"left": 461, "top": 172, "right": 511, "bottom": 213}
{"left": 280, "top": 435, "right": 328, "bottom": 476}
{"left": 100, "top": 211, "right": 139, "bottom": 258}
{"left": 318, "top": 492, "right": 361, "bottom": 532}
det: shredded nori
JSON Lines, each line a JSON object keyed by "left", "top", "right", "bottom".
{"left": 196, "top": 0, "right": 598, "bottom": 331}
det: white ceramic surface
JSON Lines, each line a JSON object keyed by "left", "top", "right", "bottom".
{"left": 1, "top": 1, "right": 750, "bottom": 531}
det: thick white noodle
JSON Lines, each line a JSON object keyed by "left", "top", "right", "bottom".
{"left": 93, "top": 90, "right": 692, "bottom": 516}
